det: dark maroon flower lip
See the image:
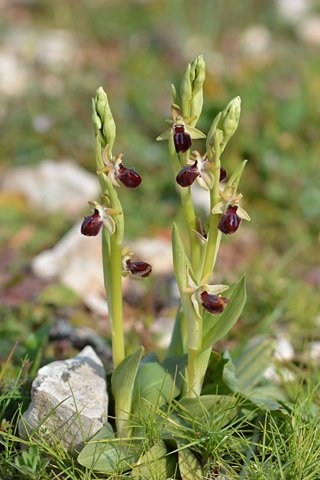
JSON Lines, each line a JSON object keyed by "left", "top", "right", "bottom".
{"left": 126, "top": 260, "right": 152, "bottom": 278}
{"left": 176, "top": 161, "right": 199, "bottom": 187}
{"left": 117, "top": 164, "right": 142, "bottom": 189}
{"left": 200, "top": 291, "right": 230, "bottom": 315}
{"left": 217, "top": 205, "right": 241, "bottom": 235}
{"left": 220, "top": 167, "right": 227, "bottom": 182}
{"left": 173, "top": 125, "right": 192, "bottom": 153}
{"left": 81, "top": 210, "right": 103, "bottom": 236}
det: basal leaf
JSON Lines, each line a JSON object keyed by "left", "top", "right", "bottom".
{"left": 202, "top": 351, "right": 240, "bottom": 395}
{"left": 234, "top": 337, "right": 276, "bottom": 392}
{"left": 131, "top": 441, "right": 176, "bottom": 480}
{"left": 178, "top": 446, "right": 203, "bottom": 480}
{"left": 111, "top": 346, "right": 144, "bottom": 437}
{"left": 77, "top": 423, "right": 139, "bottom": 473}
{"left": 166, "top": 303, "right": 186, "bottom": 358}
{"left": 131, "top": 355, "right": 187, "bottom": 415}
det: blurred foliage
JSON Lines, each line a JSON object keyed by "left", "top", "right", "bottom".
{"left": 0, "top": 0, "right": 320, "bottom": 365}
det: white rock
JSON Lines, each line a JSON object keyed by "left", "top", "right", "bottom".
{"left": 35, "top": 30, "right": 77, "bottom": 71}
{"left": 240, "top": 25, "right": 272, "bottom": 57}
{"left": 273, "top": 336, "right": 294, "bottom": 361}
{"left": 276, "top": 0, "right": 312, "bottom": 22}
{"left": 19, "top": 346, "right": 108, "bottom": 453}
{"left": 32, "top": 222, "right": 107, "bottom": 313}
{"left": 1, "top": 159, "right": 100, "bottom": 216}
{"left": 32, "top": 220, "right": 173, "bottom": 312}
{"left": 307, "top": 341, "right": 320, "bottom": 360}
{"left": 297, "top": 15, "right": 320, "bottom": 47}
{"left": 129, "top": 236, "right": 173, "bottom": 275}
{"left": 0, "top": 52, "right": 28, "bottom": 96}
{"left": 150, "top": 316, "right": 174, "bottom": 349}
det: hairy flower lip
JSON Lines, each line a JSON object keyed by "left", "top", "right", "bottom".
{"left": 99, "top": 149, "right": 142, "bottom": 188}
{"left": 200, "top": 291, "right": 230, "bottom": 315}
{"left": 173, "top": 125, "right": 192, "bottom": 153}
{"left": 81, "top": 210, "right": 103, "bottom": 236}
{"left": 126, "top": 260, "right": 152, "bottom": 278}
{"left": 117, "top": 163, "right": 142, "bottom": 189}
{"left": 220, "top": 167, "right": 227, "bottom": 182}
{"left": 183, "top": 267, "right": 229, "bottom": 317}
{"left": 218, "top": 205, "right": 241, "bottom": 234}
{"left": 176, "top": 162, "right": 199, "bottom": 187}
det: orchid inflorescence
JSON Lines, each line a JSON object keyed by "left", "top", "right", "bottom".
{"left": 80, "top": 56, "right": 250, "bottom": 438}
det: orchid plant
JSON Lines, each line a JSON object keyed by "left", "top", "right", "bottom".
{"left": 79, "top": 56, "right": 254, "bottom": 450}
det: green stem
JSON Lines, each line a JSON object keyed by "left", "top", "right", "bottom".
{"left": 96, "top": 137, "right": 125, "bottom": 369}
{"left": 169, "top": 133, "right": 201, "bottom": 277}
{"left": 202, "top": 133, "right": 222, "bottom": 277}
{"left": 110, "top": 236, "right": 125, "bottom": 368}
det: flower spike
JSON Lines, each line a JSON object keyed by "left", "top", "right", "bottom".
{"left": 97, "top": 148, "right": 142, "bottom": 189}
{"left": 176, "top": 151, "right": 217, "bottom": 190}
{"left": 121, "top": 247, "right": 152, "bottom": 279}
{"left": 81, "top": 200, "right": 122, "bottom": 237}
{"left": 212, "top": 186, "right": 250, "bottom": 235}
{"left": 156, "top": 114, "right": 205, "bottom": 152}
{"left": 183, "top": 267, "right": 229, "bottom": 317}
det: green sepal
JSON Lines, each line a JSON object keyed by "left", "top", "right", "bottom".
{"left": 185, "top": 125, "right": 206, "bottom": 139}
{"left": 111, "top": 346, "right": 144, "bottom": 437}
{"left": 156, "top": 127, "right": 171, "bottom": 141}
{"left": 200, "top": 275, "right": 246, "bottom": 354}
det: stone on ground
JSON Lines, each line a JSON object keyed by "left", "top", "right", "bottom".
{"left": 19, "top": 346, "right": 108, "bottom": 453}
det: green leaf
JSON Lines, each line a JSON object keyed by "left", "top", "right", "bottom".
{"left": 234, "top": 337, "right": 276, "bottom": 392}
{"left": 77, "top": 423, "right": 139, "bottom": 473}
{"left": 111, "top": 346, "right": 144, "bottom": 437}
{"left": 131, "top": 441, "right": 176, "bottom": 480}
{"left": 202, "top": 351, "right": 240, "bottom": 395}
{"left": 200, "top": 275, "right": 246, "bottom": 354}
{"left": 225, "top": 159, "right": 248, "bottom": 192}
{"left": 178, "top": 446, "right": 203, "bottom": 480}
{"left": 206, "top": 111, "right": 221, "bottom": 158}
{"left": 171, "top": 84, "right": 181, "bottom": 107}
{"left": 172, "top": 223, "right": 192, "bottom": 293}
{"left": 38, "top": 284, "right": 79, "bottom": 307}
{"left": 165, "top": 303, "right": 186, "bottom": 358}
{"left": 131, "top": 355, "right": 187, "bottom": 415}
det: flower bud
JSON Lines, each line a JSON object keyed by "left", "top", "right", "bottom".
{"left": 81, "top": 210, "right": 103, "bottom": 236}
{"left": 191, "top": 55, "right": 206, "bottom": 98}
{"left": 217, "top": 205, "right": 241, "bottom": 234}
{"left": 92, "top": 87, "right": 116, "bottom": 152}
{"left": 117, "top": 164, "right": 142, "bottom": 189}
{"left": 176, "top": 162, "right": 199, "bottom": 187}
{"left": 219, "top": 96, "right": 241, "bottom": 151}
{"left": 200, "top": 291, "right": 229, "bottom": 315}
{"left": 180, "top": 63, "right": 193, "bottom": 119}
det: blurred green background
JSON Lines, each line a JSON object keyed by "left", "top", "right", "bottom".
{"left": 1, "top": 0, "right": 319, "bottom": 364}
